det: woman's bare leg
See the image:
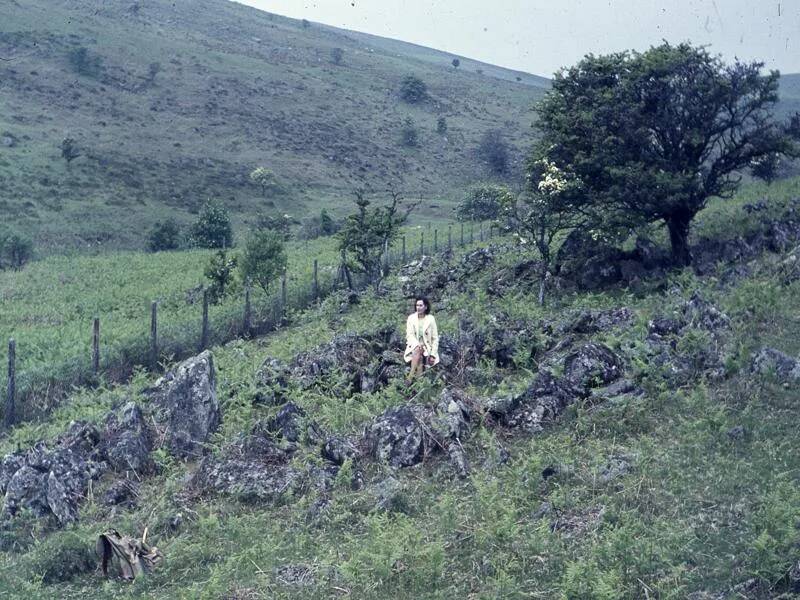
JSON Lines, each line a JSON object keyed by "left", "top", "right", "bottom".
{"left": 408, "top": 346, "right": 424, "bottom": 380}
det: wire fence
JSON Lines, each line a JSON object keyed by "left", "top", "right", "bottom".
{"left": 2, "top": 221, "right": 501, "bottom": 430}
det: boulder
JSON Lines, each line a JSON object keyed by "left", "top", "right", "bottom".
{"left": 683, "top": 291, "right": 730, "bottom": 332}
{"left": 321, "top": 436, "right": 359, "bottom": 466}
{"left": 487, "top": 371, "right": 579, "bottom": 432}
{"left": 365, "top": 406, "right": 425, "bottom": 468}
{"left": 751, "top": 347, "right": 800, "bottom": 383}
{"left": 104, "top": 402, "right": 153, "bottom": 474}
{"left": 150, "top": 351, "right": 220, "bottom": 459}
{"left": 563, "top": 343, "right": 623, "bottom": 392}
{"left": 2, "top": 466, "right": 50, "bottom": 519}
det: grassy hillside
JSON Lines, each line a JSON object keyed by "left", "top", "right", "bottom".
{"left": 1, "top": 181, "right": 800, "bottom": 598}
{"left": 0, "top": 0, "right": 544, "bottom": 254}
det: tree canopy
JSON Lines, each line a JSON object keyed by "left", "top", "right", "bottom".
{"left": 533, "top": 42, "right": 798, "bottom": 265}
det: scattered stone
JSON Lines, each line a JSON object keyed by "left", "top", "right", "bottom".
{"left": 647, "top": 316, "right": 683, "bottom": 338}
{"left": 563, "top": 343, "right": 623, "bottom": 392}
{"left": 726, "top": 425, "right": 745, "bottom": 441}
{"left": 2, "top": 465, "right": 50, "bottom": 519}
{"left": 751, "top": 347, "right": 800, "bottom": 383}
{"left": 365, "top": 406, "right": 425, "bottom": 468}
{"left": 275, "top": 564, "right": 315, "bottom": 587}
{"left": 321, "top": 436, "right": 358, "bottom": 466}
{"left": 683, "top": 291, "right": 730, "bottom": 332}
{"left": 253, "top": 358, "right": 291, "bottom": 405}
{"left": 103, "top": 479, "right": 140, "bottom": 507}
{"left": 598, "top": 456, "right": 633, "bottom": 483}
{"left": 487, "top": 371, "right": 579, "bottom": 432}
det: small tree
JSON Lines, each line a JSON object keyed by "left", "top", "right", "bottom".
{"left": 60, "top": 138, "right": 81, "bottom": 164}
{"left": 399, "top": 75, "right": 427, "bottom": 103}
{"left": 535, "top": 42, "right": 799, "bottom": 265}
{"left": 147, "top": 218, "right": 181, "bottom": 252}
{"left": 249, "top": 167, "right": 279, "bottom": 196}
{"left": 298, "top": 208, "right": 339, "bottom": 240}
{"left": 477, "top": 129, "right": 509, "bottom": 174}
{"left": 191, "top": 200, "right": 233, "bottom": 249}
{"left": 456, "top": 183, "right": 514, "bottom": 221}
{"left": 338, "top": 190, "right": 411, "bottom": 291}
{"left": 451, "top": 58, "right": 460, "bottom": 69}
{"left": 0, "top": 231, "right": 33, "bottom": 271}
{"left": 502, "top": 156, "right": 584, "bottom": 305}
{"left": 147, "top": 62, "right": 161, "bottom": 82}
{"left": 330, "top": 47, "right": 344, "bottom": 65}
{"left": 204, "top": 249, "right": 238, "bottom": 304}
{"left": 400, "top": 117, "right": 419, "bottom": 147}
{"left": 241, "top": 229, "right": 287, "bottom": 295}
{"left": 255, "top": 213, "right": 295, "bottom": 240}
{"left": 436, "top": 116, "right": 447, "bottom": 135}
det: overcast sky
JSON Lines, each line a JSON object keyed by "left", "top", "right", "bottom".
{"left": 234, "top": 0, "right": 800, "bottom": 77}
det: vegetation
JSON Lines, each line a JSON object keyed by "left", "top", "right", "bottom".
{"left": 66, "top": 46, "right": 103, "bottom": 79}
{"left": 203, "top": 250, "right": 239, "bottom": 304}
{"left": 2, "top": 180, "right": 800, "bottom": 598}
{"left": 534, "top": 42, "right": 799, "bottom": 265}
{"left": 330, "top": 47, "right": 344, "bottom": 65}
{"left": 0, "top": 230, "right": 34, "bottom": 271}
{"left": 338, "top": 191, "right": 411, "bottom": 291}
{"left": 248, "top": 167, "right": 279, "bottom": 197}
{"left": 240, "top": 229, "right": 287, "bottom": 295}
{"left": 477, "top": 129, "right": 509, "bottom": 174}
{"left": 399, "top": 117, "right": 419, "bottom": 147}
{"left": 146, "top": 218, "right": 181, "bottom": 252}
{"left": 190, "top": 200, "right": 233, "bottom": 249}
{"left": 456, "top": 183, "right": 513, "bottom": 222}
{"left": 399, "top": 75, "right": 428, "bottom": 103}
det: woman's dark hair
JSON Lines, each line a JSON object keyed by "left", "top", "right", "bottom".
{"left": 414, "top": 296, "right": 432, "bottom": 315}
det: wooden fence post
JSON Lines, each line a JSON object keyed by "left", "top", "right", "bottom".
{"left": 460, "top": 223, "right": 464, "bottom": 246}
{"left": 200, "top": 289, "right": 209, "bottom": 351}
{"left": 150, "top": 301, "right": 158, "bottom": 370}
{"left": 448, "top": 225, "right": 452, "bottom": 250}
{"left": 313, "top": 259, "right": 319, "bottom": 302}
{"left": 420, "top": 231, "right": 424, "bottom": 256}
{"left": 92, "top": 317, "right": 100, "bottom": 378}
{"left": 480, "top": 222, "right": 484, "bottom": 242}
{"left": 281, "top": 270, "right": 287, "bottom": 318}
{"left": 402, "top": 236, "right": 406, "bottom": 262}
{"left": 470, "top": 224, "right": 474, "bottom": 244}
{"left": 243, "top": 281, "right": 252, "bottom": 337}
{"left": 434, "top": 229, "right": 438, "bottom": 252}
{"left": 5, "top": 339, "right": 15, "bottom": 428}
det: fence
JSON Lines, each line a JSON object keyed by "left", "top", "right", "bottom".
{"left": 2, "top": 221, "right": 501, "bottom": 429}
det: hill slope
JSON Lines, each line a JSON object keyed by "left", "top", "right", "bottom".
{"left": 0, "top": 0, "right": 544, "bottom": 253}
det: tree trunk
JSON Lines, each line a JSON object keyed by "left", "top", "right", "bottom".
{"left": 666, "top": 212, "right": 693, "bottom": 267}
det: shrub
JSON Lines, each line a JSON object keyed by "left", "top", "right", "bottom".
{"left": 204, "top": 249, "right": 239, "bottom": 304}
{"left": 457, "top": 183, "right": 513, "bottom": 221}
{"left": 477, "top": 129, "right": 509, "bottom": 173}
{"left": 255, "top": 213, "right": 295, "bottom": 240}
{"left": 436, "top": 116, "right": 447, "bottom": 135}
{"left": 0, "top": 230, "right": 34, "bottom": 270}
{"left": 191, "top": 200, "right": 233, "bottom": 249}
{"left": 147, "top": 218, "right": 181, "bottom": 252}
{"left": 241, "top": 229, "right": 287, "bottom": 294}
{"left": 400, "top": 117, "right": 419, "bottom": 147}
{"left": 23, "top": 530, "right": 96, "bottom": 584}
{"left": 60, "top": 137, "right": 81, "bottom": 163}
{"left": 67, "top": 46, "right": 103, "bottom": 79}
{"left": 330, "top": 47, "right": 344, "bottom": 65}
{"left": 298, "top": 208, "right": 339, "bottom": 240}
{"left": 399, "top": 75, "right": 427, "bottom": 103}
{"left": 451, "top": 58, "right": 460, "bottom": 68}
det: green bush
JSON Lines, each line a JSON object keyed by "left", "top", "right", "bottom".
{"left": 67, "top": 47, "right": 103, "bottom": 79}
{"left": 22, "top": 530, "right": 96, "bottom": 584}
{"left": 0, "top": 230, "right": 34, "bottom": 270}
{"left": 147, "top": 218, "right": 181, "bottom": 252}
{"left": 204, "top": 249, "right": 239, "bottom": 304}
{"left": 191, "top": 200, "right": 233, "bottom": 249}
{"left": 456, "top": 183, "right": 513, "bottom": 221}
{"left": 399, "top": 75, "right": 427, "bottom": 103}
{"left": 400, "top": 117, "right": 419, "bottom": 147}
{"left": 240, "top": 229, "right": 287, "bottom": 294}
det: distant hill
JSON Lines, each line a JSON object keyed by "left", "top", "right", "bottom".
{"left": 0, "top": 0, "right": 546, "bottom": 253}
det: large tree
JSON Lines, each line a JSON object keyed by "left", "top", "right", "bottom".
{"left": 535, "top": 42, "right": 798, "bottom": 265}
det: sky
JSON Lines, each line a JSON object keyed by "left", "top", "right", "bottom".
{"left": 233, "top": 0, "right": 800, "bottom": 77}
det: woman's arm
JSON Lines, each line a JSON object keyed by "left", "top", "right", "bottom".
{"left": 428, "top": 316, "right": 439, "bottom": 361}
{"left": 406, "top": 314, "right": 419, "bottom": 349}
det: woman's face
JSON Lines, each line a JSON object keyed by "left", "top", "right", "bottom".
{"left": 415, "top": 299, "right": 426, "bottom": 314}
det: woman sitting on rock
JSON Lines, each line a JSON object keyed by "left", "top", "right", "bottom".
{"left": 404, "top": 296, "right": 439, "bottom": 380}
